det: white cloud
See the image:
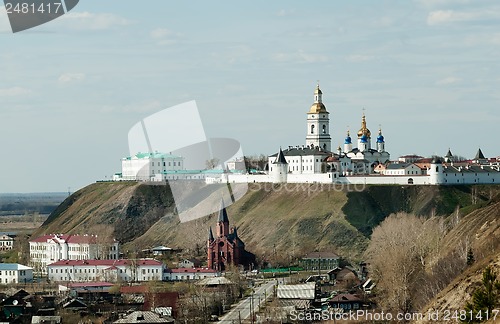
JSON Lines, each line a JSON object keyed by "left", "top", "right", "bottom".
{"left": 427, "top": 8, "right": 500, "bottom": 25}
{"left": 416, "top": 0, "right": 471, "bottom": 9}
{"left": 0, "top": 87, "right": 31, "bottom": 97}
{"left": 100, "top": 100, "right": 163, "bottom": 114}
{"left": 346, "top": 55, "right": 375, "bottom": 62}
{"left": 58, "top": 73, "right": 85, "bottom": 83}
{"left": 272, "top": 50, "right": 329, "bottom": 63}
{"left": 436, "top": 76, "right": 462, "bottom": 85}
{"left": 150, "top": 28, "right": 182, "bottom": 45}
{"left": 60, "top": 12, "right": 132, "bottom": 30}
{"left": 277, "top": 9, "right": 295, "bottom": 17}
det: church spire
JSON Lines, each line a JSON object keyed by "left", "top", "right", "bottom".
{"left": 216, "top": 198, "right": 230, "bottom": 237}
{"left": 274, "top": 147, "right": 287, "bottom": 164}
{"left": 208, "top": 226, "right": 214, "bottom": 241}
{"left": 218, "top": 198, "right": 229, "bottom": 223}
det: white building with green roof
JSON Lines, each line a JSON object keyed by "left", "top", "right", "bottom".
{"left": 120, "top": 152, "right": 184, "bottom": 181}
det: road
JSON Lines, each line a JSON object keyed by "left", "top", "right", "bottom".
{"left": 218, "top": 279, "right": 276, "bottom": 323}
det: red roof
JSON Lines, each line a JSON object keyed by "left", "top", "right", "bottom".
{"left": 330, "top": 293, "right": 362, "bottom": 302}
{"left": 48, "top": 259, "right": 162, "bottom": 267}
{"left": 170, "top": 267, "right": 216, "bottom": 273}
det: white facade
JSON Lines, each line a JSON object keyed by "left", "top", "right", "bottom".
{"left": 0, "top": 263, "right": 33, "bottom": 284}
{"left": 305, "top": 85, "right": 331, "bottom": 152}
{"left": 226, "top": 159, "right": 246, "bottom": 171}
{"left": 47, "top": 259, "right": 164, "bottom": 282}
{"left": 121, "top": 152, "right": 184, "bottom": 181}
{"left": 167, "top": 268, "right": 219, "bottom": 281}
{"left": 383, "top": 163, "right": 422, "bottom": 176}
{"left": 29, "top": 234, "right": 120, "bottom": 276}
{"left": 268, "top": 147, "right": 330, "bottom": 175}
{"left": 219, "top": 161, "right": 500, "bottom": 185}
{"left": 0, "top": 234, "right": 14, "bottom": 251}
{"left": 428, "top": 161, "right": 500, "bottom": 185}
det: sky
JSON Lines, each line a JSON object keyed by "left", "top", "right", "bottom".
{"left": 1, "top": 0, "right": 499, "bottom": 192}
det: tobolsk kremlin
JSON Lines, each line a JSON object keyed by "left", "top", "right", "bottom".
{"left": 115, "top": 84, "right": 500, "bottom": 186}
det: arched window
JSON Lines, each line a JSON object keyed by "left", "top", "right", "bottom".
{"left": 311, "top": 125, "right": 315, "bottom": 134}
{"left": 322, "top": 125, "right": 326, "bottom": 134}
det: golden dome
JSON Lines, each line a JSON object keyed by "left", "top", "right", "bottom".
{"left": 309, "top": 102, "right": 328, "bottom": 114}
{"left": 357, "top": 113, "right": 371, "bottom": 137}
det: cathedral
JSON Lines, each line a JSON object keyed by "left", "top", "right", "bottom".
{"left": 269, "top": 84, "right": 390, "bottom": 178}
{"left": 207, "top": 199, "right": 255, "bottom": 271}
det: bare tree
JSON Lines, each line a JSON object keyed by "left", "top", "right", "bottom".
{"left": 205, "top": 158, "right": 221, "bottom": 170}
{"left": 365, "top": 213, "right": 443, "bottom": 313}
{"left": 87, "top": 224, "right": 116, "bottom": 259}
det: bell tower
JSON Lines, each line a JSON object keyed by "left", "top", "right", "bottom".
{"left": 306, "top": 83, "right": 331, "bottom": 151}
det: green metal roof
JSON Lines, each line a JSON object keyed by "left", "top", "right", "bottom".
{"left": 125, "top": 152, "right": 183, "bottom": 160}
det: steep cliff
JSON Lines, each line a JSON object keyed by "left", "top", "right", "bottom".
{"left": 35, "top": 182, "right": 499, "bottom": 263}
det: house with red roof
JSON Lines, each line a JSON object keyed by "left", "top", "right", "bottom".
{"left": 47, "top": 259, "right": 163, "bottom": 283}
{"left": 29, "top": 234, "right": 120, "bottom": 275}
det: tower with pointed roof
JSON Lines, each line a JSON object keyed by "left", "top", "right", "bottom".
{"left": 216, "top": 199, "right": 230, "bottom": 237}
{"left": 473, "top": 148, "right": 487, "bottom": 164}
{"left": 272, "top": 147, "right": 288, "bottom": 183}
{"left": 207, "top": 199, "right": 255, "bottom": 271}
{"left": 306, "top": 84, "right": 331, "bottom": 152}
{"left": 444, "top": 149, "right": 453, "bottom": 163}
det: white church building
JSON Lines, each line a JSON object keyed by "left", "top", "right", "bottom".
{"left": 113, "top": 84, "right": 500, "bottom": 186}
{"left": 265, "top": 84, "right": 391, "bottom": 182}
{"left": 224, "top": 84, "right": 500, "bottom": 185}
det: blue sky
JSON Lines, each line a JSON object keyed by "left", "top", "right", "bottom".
{"left": 1, "top": 0, "right": 499, "bottom": 192}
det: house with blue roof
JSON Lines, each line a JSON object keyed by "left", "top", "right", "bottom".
{"left": 0, "top": 263, "right": 33, "bottom": 284}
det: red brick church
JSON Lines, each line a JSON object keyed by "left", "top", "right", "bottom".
{"left": 207, "top": 199, "right": 255, "bottom": 271}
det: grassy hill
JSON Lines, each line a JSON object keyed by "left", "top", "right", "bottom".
{"left": 34, "top": 182, "right": 499, "bottom": 264}
{"left": 416, "top": 196, "right": 500, "bottom": 321}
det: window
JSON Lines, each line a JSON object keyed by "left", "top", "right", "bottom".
{"left": 163, "top": 162, "right": 166, "bottom": 166}
{"left": 322, "top": 125, "right": 326, "bottom": 134}
{"left": 311, "top": 125, "right": 315, "bottom": 134}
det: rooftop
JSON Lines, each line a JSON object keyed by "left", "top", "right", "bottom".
{"left": 270, "top": 147, "right": 330, "bottom": 158}
{"left": 48, "top": 259, "right": 162, "bottom": 267}
{"left": 0, "top": 263, "right": 32, "bottom": 271}
{"left": 125, "top": 152, "right": 182, "bottom": 160}
{"left": 29, "top": 234, "right": 114, "bottom": 244}
{"left": 169, "top": 267, "right": 217, "bottom": 273}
